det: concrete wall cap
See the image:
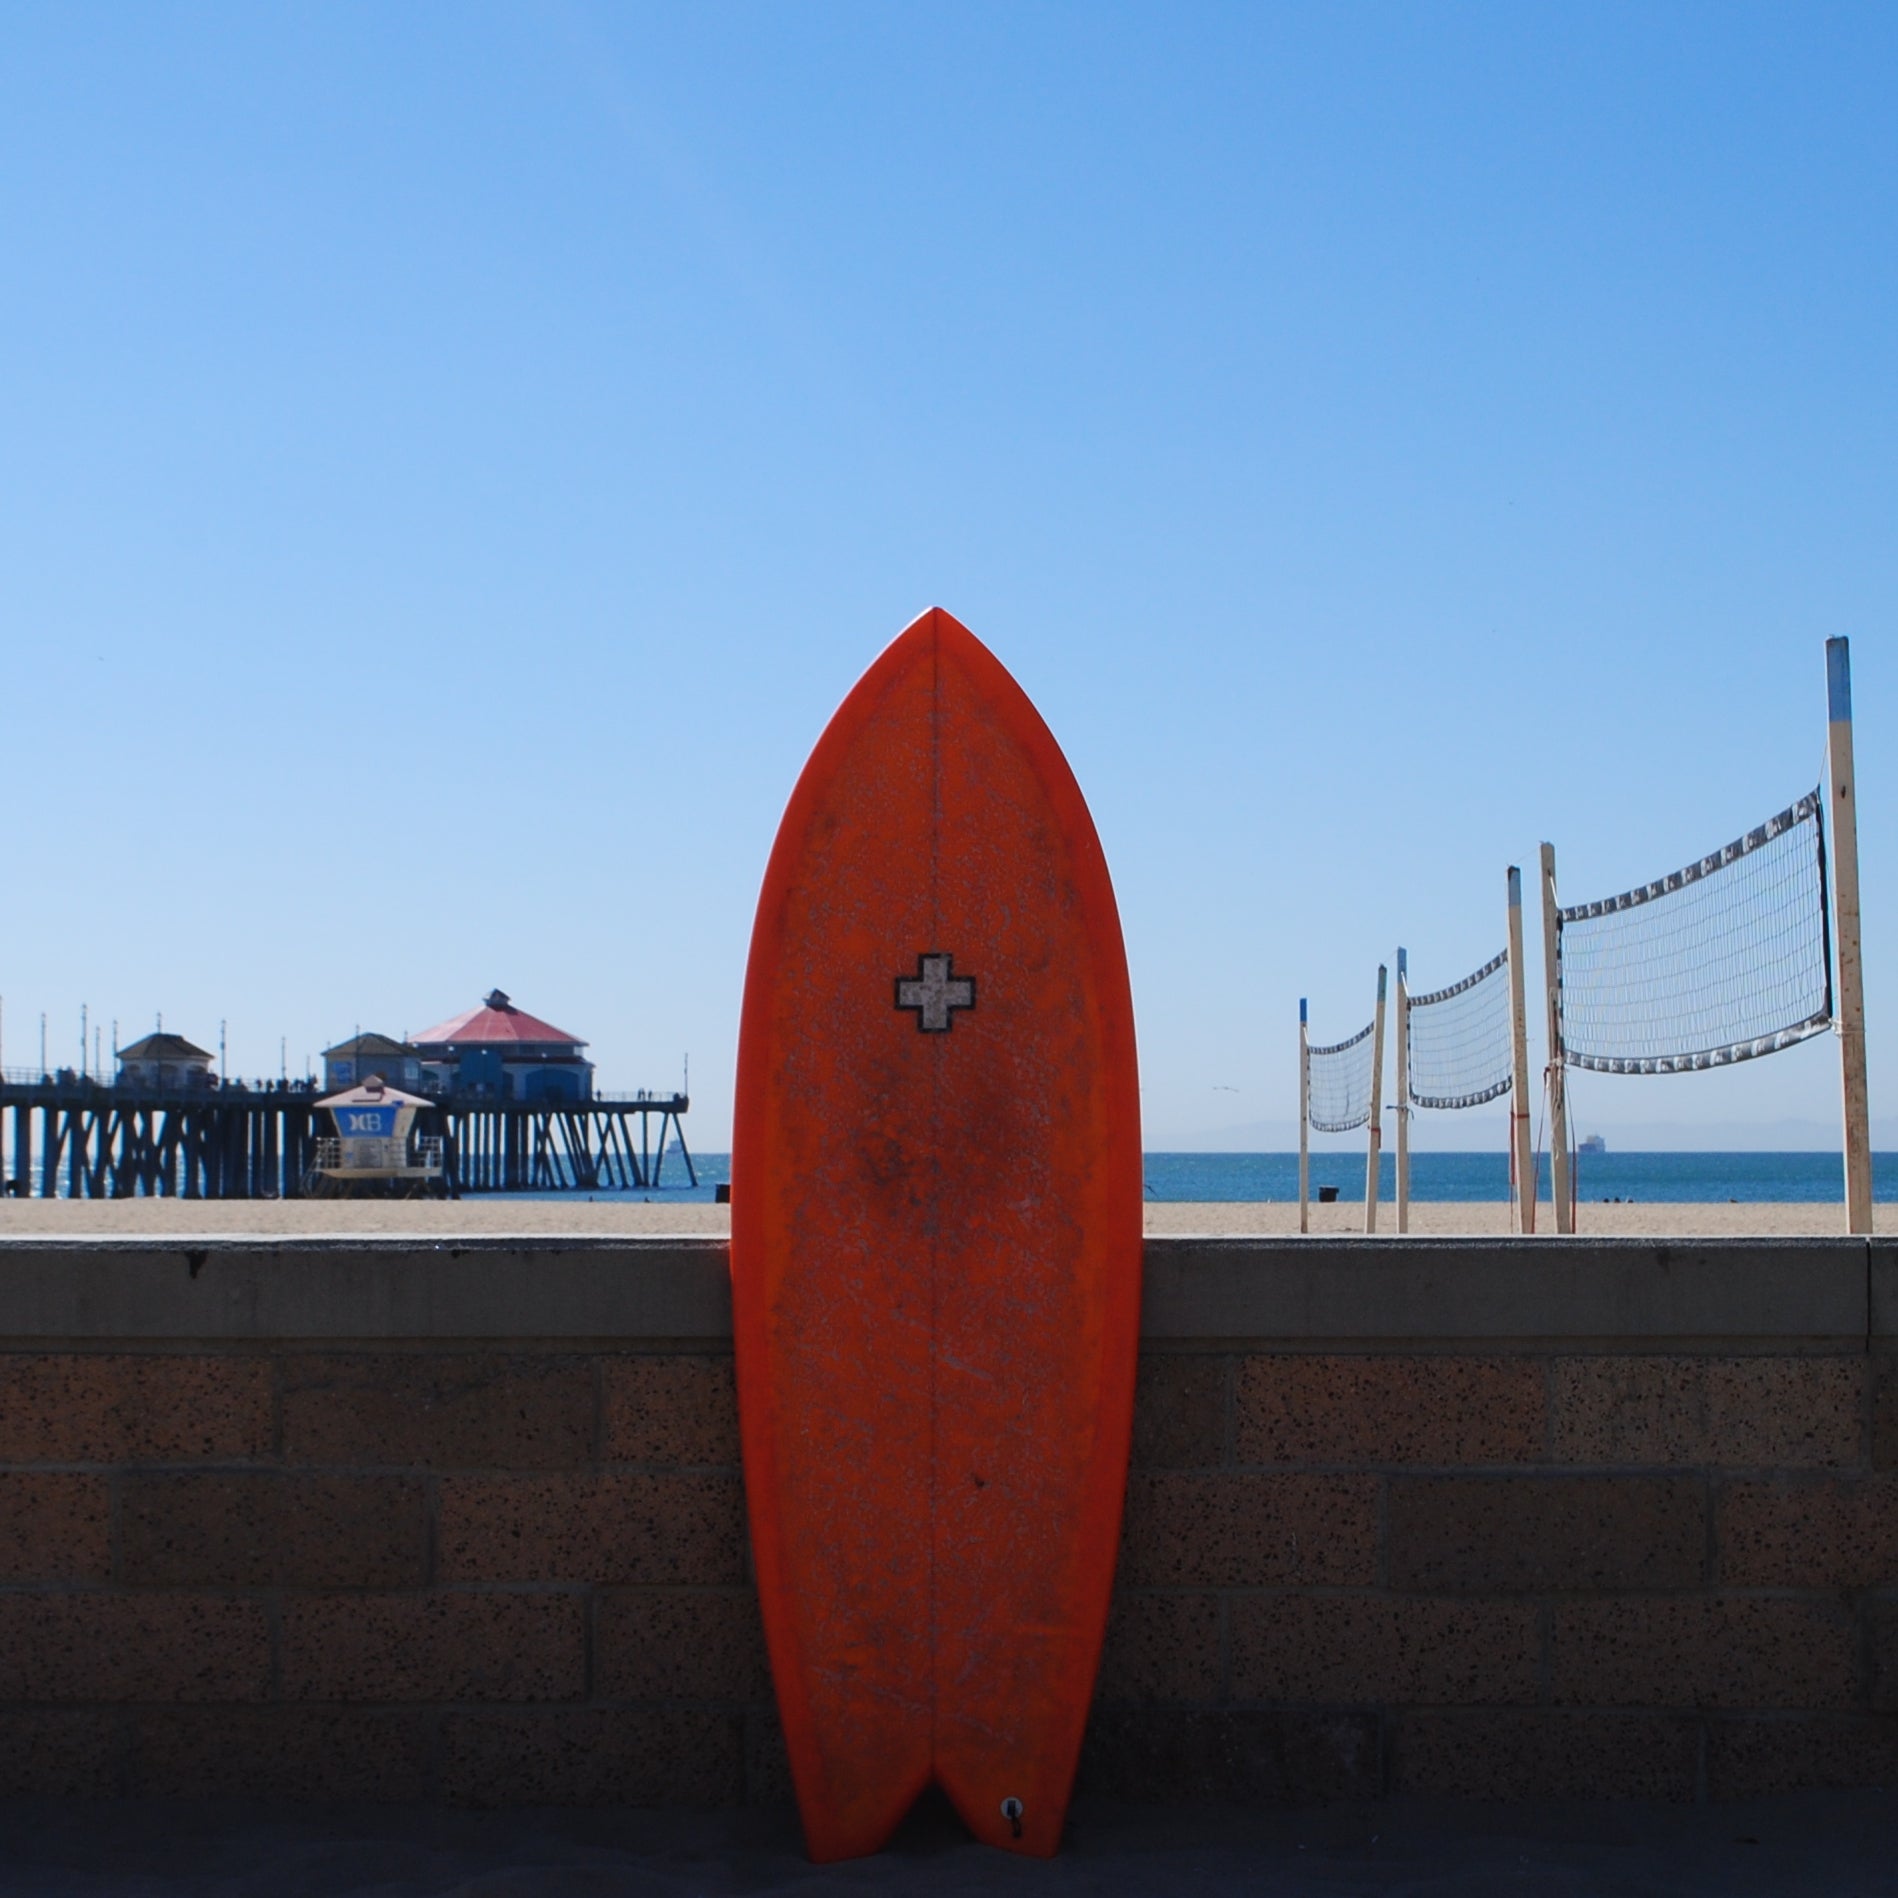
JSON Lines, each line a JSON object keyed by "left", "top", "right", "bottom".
{"left": 0, "top": 1235, "right": 1873, "bottom": 1347}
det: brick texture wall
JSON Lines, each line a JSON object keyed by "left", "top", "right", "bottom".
{"left": 0, "top": 1338, "right": 1892, "bottom": 1804}
{"left": 1099, "top": 1346, "right": 1897, "bottom": 1802}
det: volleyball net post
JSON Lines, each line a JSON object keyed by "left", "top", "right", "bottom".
{"left": 1364, "top": 964, "right": 1388, "bottom": 1235}
{"left": 1298, "top": 998, "right": 1310, "bottom": 1236}
{"left": 1506, "top": 866, "right": 1536, "bottom": 1235}
{"left": 1394, "top": 949, "right": 1411, "bottom": 1234}
{"left": 1540, "top": 842, "right": 1574, "bottom": 1233}
{"left": 1826, "top": 638, "right": 1873, "bottom": 1234}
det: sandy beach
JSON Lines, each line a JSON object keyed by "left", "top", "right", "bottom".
{"left": 0, "top": 1197, "right": 1882, "bottom": 1239}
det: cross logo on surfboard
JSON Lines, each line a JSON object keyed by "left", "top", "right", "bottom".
{"left": 894, "top": 952, "right": 977, "bottom": 1032}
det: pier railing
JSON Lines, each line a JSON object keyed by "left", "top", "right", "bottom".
{"left": 1, "top": 1086, "right": 693, "bottom": 1199}
{"left": 0, "top": 1070, "right": 684, "bottom": 1108}
{"left": 0, "top": 1068, "right": 319, "bottom": 1097}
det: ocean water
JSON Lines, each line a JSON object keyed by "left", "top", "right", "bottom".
{"left": 1139, "top": 1150, "right": 1889, "bottom": 1204}
{"left": 551, "top": 1149, "right": 1891, "bottom": 1205}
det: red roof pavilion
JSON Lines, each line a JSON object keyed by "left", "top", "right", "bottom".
{"left": 410, "top": 989, "right": 587, "bottom": 1050}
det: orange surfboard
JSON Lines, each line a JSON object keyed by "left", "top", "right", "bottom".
{"left": 731, "top": 607, "right": 1143, "bottom": 1861}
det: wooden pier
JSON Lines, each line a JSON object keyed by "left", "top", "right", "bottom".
{"left": 0, "top": 1075, "right": 695, "bottom": 1199}
{"left": 446, "top": 1093, "right": 695, "bottom": 1194}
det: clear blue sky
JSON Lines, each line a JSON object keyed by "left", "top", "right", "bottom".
{"left": 3, "top": 3, "right": 1893, "bottom": 1150}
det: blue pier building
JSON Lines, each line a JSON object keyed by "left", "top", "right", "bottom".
{"left": 408, "top": 990, "right": 594, "bottom": 1102}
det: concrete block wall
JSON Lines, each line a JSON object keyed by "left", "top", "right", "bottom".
{"left": 0, "top": 1236, "right": 1890, "bottom": 1805}
{"left": 1098, "top": 1347, "right": 1896, "bottom": 1803}
{"left": 0, "top": 1345, "right": 757, "bottom": 1803}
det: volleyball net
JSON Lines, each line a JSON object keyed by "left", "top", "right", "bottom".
{"left": 1306, "top": 1019, "right": 1377, "bottom": 1133}
{"left": 1407, "top": 948, "right": 1513, "bottom": 1109}
{"left": 1291, "top": 642, "right": 1867, "bottom": 1235}
{"left": 1556, "top": 788, "right": 1831, "bottom": 1074}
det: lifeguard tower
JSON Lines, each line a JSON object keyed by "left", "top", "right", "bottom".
{"left": 305, "top": 1076, "right": 445, "bottom": 1197}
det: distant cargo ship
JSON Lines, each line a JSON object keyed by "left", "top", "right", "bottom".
{"left": 1579, "top": 1133, "right": 1606, "bottom": 1155}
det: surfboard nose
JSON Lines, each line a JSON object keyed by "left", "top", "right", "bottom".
{"left": 892, "top": 604, "right": 990, "bottom": 661}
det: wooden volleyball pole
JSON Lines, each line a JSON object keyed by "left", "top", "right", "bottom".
{"left": 1506, "top": 866, "right": 1537, "bottom": 1235}
{"left": 1298, "top": 998, "right": 1310, "bottom": 1235}
{"left": 1394, "top": 949, "right": 1410, "bottom": 1234}
{"left": 1826, "top": 638, "right": 1873, "bottom": 1234}
{"left": 1365, "top": 964, "right": 1387, "bottom": 1234}
{"left": 1540, "top": 843, "right": 1572, "bottom": 1234}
